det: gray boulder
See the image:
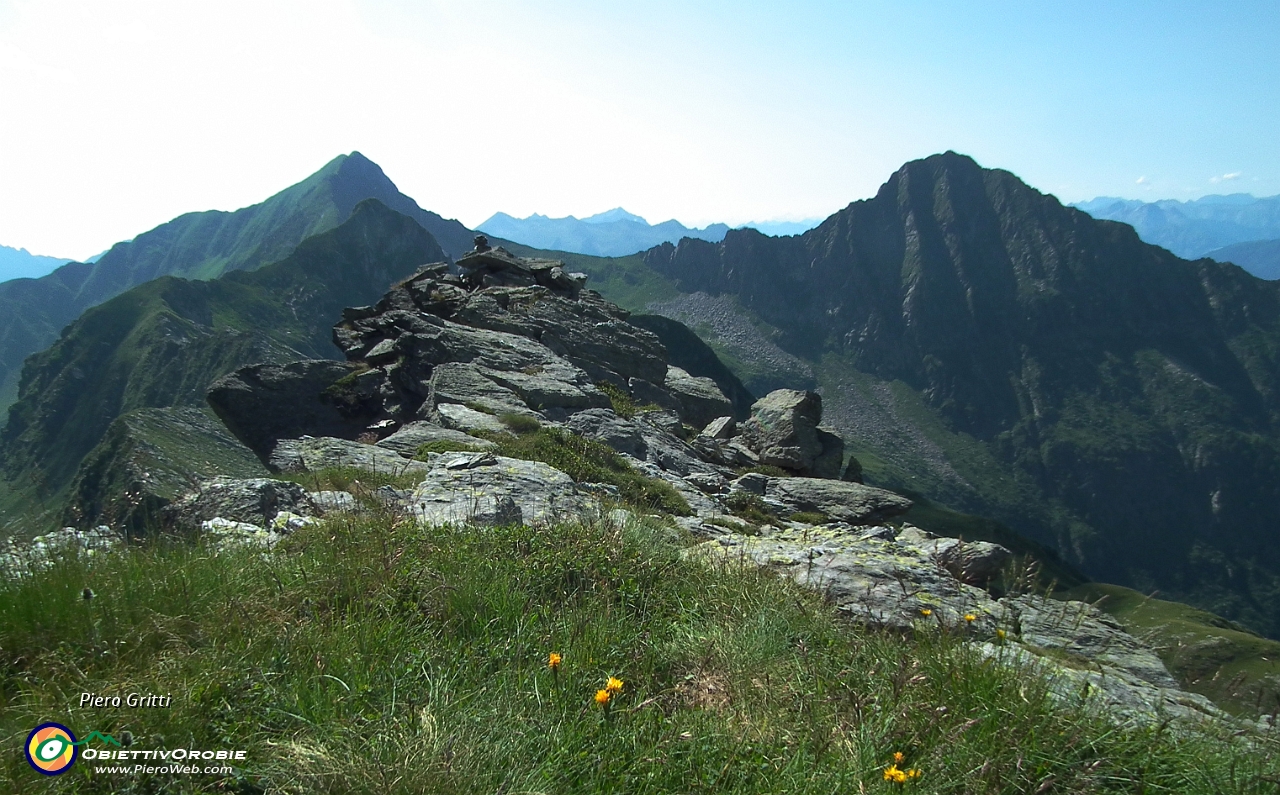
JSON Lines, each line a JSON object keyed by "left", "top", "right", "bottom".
{"left": 663, "top": 366, "right": 733, "bottom": 429}
{"left": 897, "top": 527, "right": 1013, "bottom": 585}
{"left": 433, "top": 402, "right": 510, "bottom": 434}
{"left": 166, "top": 477, "right": 313, "bottom": 529}
{"left": 739, "top": 389, "right": 823, "bottom": 469}
{"left": 565, "top": 408, "right": 720, "bottom": 477}
{"left": 410, "top": 454, "right": 592, "bottom": 526}
{"left": 764, "top": 477, "right": 912, "bottom": 524}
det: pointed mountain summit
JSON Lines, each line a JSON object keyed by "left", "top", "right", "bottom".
{"left": 641, "top": 150, "right": 1280, "bottom": 637}
{"left": 582, "top": 207, "right": 648, "bottom": 225}
{"left": 0, "top": 153, "right": 472, "bottom": 415}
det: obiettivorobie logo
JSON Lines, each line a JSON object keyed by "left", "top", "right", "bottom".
{"left": 24, "top": 723, "right": 78, "bottom": 776}
{"left": 24, "top": 725, "right": 247, "bottom": 777}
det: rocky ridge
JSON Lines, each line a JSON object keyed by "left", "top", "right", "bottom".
{"left": 9, "top": 243, "right": 1267, "bottom": 734}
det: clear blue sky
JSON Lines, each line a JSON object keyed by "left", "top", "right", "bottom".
{"left": 0, "top": 0, "right": 1276, "bottom": 259}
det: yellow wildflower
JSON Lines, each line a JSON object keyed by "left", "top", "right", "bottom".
{"left": 909, "top": 769, "right": 922, "bottom": 779}
{"left": 606, "top": 676, "right": 624, "bottom": 694}
{"left": 893, "top": 751, "right": 905, "bottom": 763}
{"left": 883, "top": 764, "right": 908, "bottom": 783}
{"left": 548, "top": 652, "right": 562, "bottom": 670}
{"left": 996, "top": 628, "right": 1007, "bottom": 640}
{"left": 964, "top": 613, "right": 977, "bottom": 623}
{"left": 594, "top": 689, "right": 611, "bottom": 706}
{"left": 919, "top": 608, "right": 932, "bottom": 617}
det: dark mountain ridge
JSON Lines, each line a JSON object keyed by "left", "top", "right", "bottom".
{"left": 0, "top": 152, "right": 473, "bottom": 416}
{"left": 0, "top": 199, "right": 446, "bottom": 529}
{"left": 643, "top": 152, "right": 1280, "bottom": 636}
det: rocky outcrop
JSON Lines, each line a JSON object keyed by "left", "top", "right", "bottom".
{"left": 692, "top": 523, "right": 1233, "bottom": 728}
{"left": 763, "top": 477, "right": 912, "bottom": 524}
{"left": 207, "top": 360, "right": 369, "bottom": 458}
{"left": 164, "top": 477, "right": 313, "bottom": 530}
{"left": 210, "top": 250, "right": 739, "bottom": 453}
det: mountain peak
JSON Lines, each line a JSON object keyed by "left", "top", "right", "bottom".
{"left": 583, "top": 208, "right": 649, "bottom": 225}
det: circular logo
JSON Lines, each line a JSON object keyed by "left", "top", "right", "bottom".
{"left": 25, "top": 723, "right": 77, "bottom": 776}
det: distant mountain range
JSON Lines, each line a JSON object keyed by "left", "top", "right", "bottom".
{"left": 478, "top": 208, "right": 820, "bottom": 257}
{"left": 0, "top": 244, "right": 71, "bottom": 282}
{"left": 0, "top": 152, "right": 473, "bottom": 417}
{"left": 1205, "top": 238, "right": 1280, "bottom": 280}
{"left": 1074, "top": 194, "right": 1280, "bottom": 269}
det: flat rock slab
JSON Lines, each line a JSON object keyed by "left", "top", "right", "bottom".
{"left": 693, "top": 525, "right": 998, "bottom": 631}
{"left": 270, "top": 437, "right": 430, "bottom": 477}
{"left": 764, "top": 477, "right": 913, "bottom": 524}
{"left": 410, "top": 454, "right": 592, "bottom": 527}
{"left": 375, "top": 421, "right": 496, "bottom": 457}
{"left": 433, "top": 402, "right": 510, "bottom": 434}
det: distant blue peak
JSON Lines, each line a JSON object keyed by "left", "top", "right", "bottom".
{"left": 582, "top": 208, "right": 648, "bottom": 226}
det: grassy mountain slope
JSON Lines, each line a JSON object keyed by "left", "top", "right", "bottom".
{"left": 552, "top": 153, "right": 1280, "bottom": 640}
{"left": 3, "top": 511, "right": 1276, "bottom": 793}
{"left": 0, "top": 200, "right": 445, "bottom": 535}
{"left": 0, "top": 152, "right": 471, "bottom": 418}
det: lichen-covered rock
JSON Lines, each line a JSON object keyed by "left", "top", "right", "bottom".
{"left": 691, "top": 524, "right": 998, "bottom": 631}
{"left": 764, "top": 477, "right": 912, "bottom": 524}
{"left": 166, "top": 477, "right": 313, "bottom": 529}
{"left": 897, "top": 526, "right": 1013, "bottom": 585}
{"left": 409, "top": 453, "right": 592, "bottom": 527}
{"left": 268, "top": 437, "right": 429, "bottom": 477}
{"left": 1, "top": 525, "right": 121, "bottom": 576}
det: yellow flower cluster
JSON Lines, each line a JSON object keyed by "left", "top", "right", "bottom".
{"left": 595, "top": 676, "right": 624, "bottom": 707}
{"left": 883, "top": 752, "right": 922, "bottom": 784}
{"left": 548, "top": 652, "right": 562, "bottom": 670}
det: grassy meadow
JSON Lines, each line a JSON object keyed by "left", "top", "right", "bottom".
{"left": 1, "top": 506, "right": 1278, "bottom": 794}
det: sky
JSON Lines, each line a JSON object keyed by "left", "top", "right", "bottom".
{"left": 0, "top": 0, "right": 1277, "bottom": 260}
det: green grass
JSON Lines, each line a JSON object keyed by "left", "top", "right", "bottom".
{"left": 277, "top": 466, "right": 424, "bottom": 494}
{"left": 594, "top": 381, "right": 662, "bottom": 419}
{"left": 473, "top": 426, "right": 691, "bottom": 516}
{"left": 1, "top": 514, "right": 1277, "bottom": 793}
{"left": 414, "top": 440, "right": 490, "bottom": 457}
{"left": 1061, "top": 582, "right": 1280, "bottom": 718}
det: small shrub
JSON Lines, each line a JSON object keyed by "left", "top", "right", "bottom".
{"left": 738, "top": 464, "right": 789, "bottom": 478}
{"left": 499, "top": 412, "right": 542, "bottom": 435}
{"left": 478, "top": 426, "right": 691, "bottom": 515}
{"left": 596, "top": 381, "right": 638, "bottom": 418}
{"left": 726, "top": 492, "right": 775, "bottom": 525}
{"left": 415, "top": 440, "right": 488, "bottom": 458}
{"left": 788, "top": 511, "right": 829, "bottom": 525}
